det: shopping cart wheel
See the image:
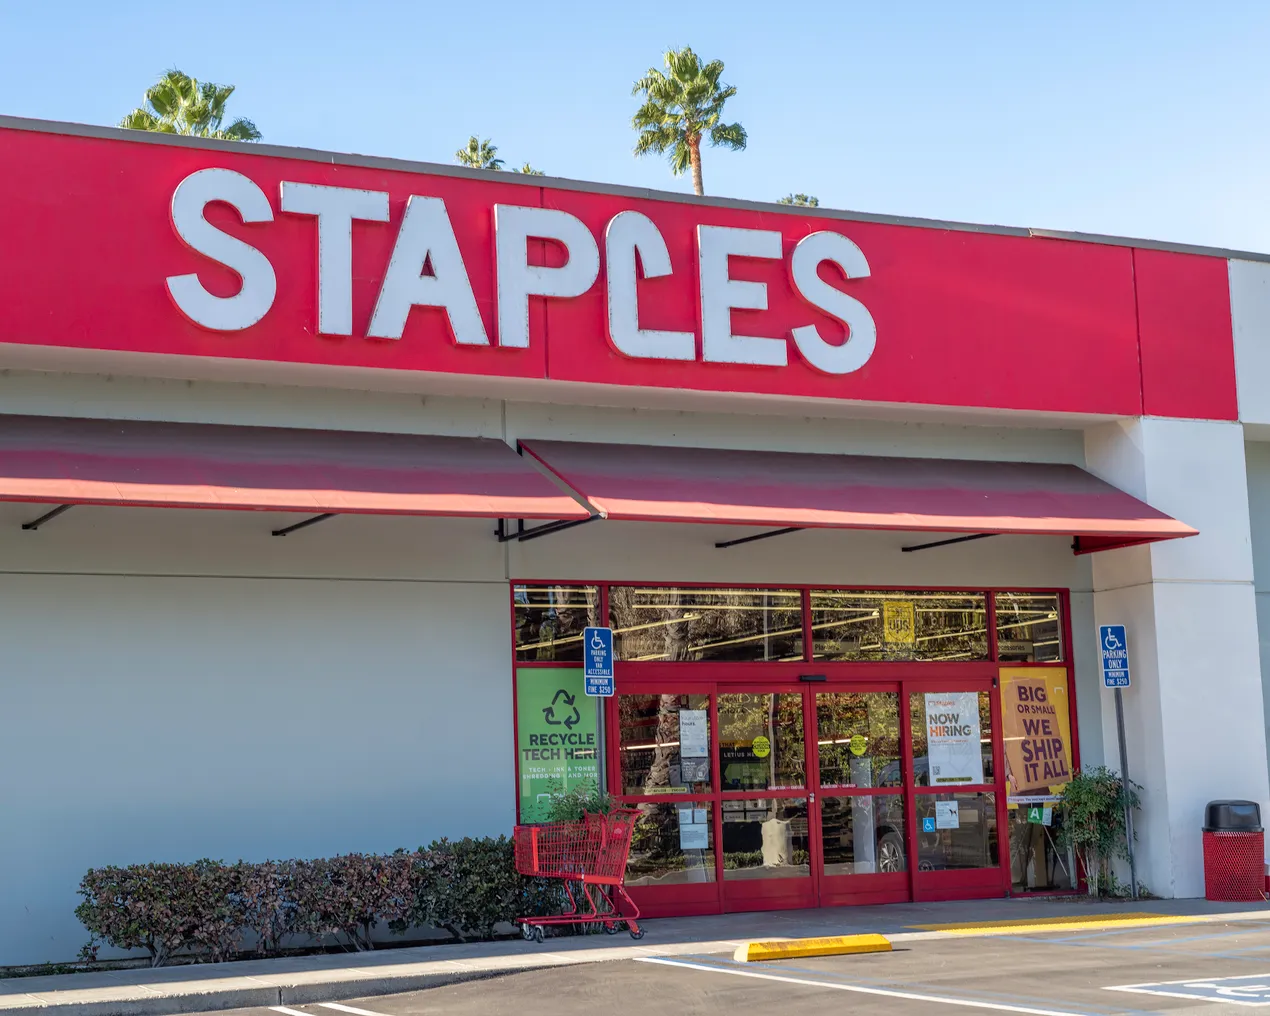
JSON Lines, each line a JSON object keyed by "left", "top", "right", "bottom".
{"left": 629, "top": 927, "right": 645, "bottom": 940}
{"left": 533, "top": 925, "right": 546, "bottom": 943}
{"left": 520, "top": 923, "right": 535, "bottom": 942}
{"left": 604, "top": 921, "right": 623, "bottom": 934}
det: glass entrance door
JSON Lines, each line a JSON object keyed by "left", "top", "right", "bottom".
{"left": 812, "top": 687, "right": 911, "bottom": 906}
{"left": 716, "top": 688, "right": 815, "bottom": 912}
{"left": 612, "top": 676, "right": 1007, "bottom": 915}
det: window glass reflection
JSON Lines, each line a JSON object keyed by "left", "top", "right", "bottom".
{"left": 994, "top": 593, "right": 1064, "bottom": 662}
{"left": 618, "top": 694, "right": 711, "bottom": 795}
{"left": 809, "top": 591, "right": 988, "bottom": 661}
{"left": 722, "top": 798, "right": 811, "bottom": 880}
{"left": 625, "top": 801, "right": 716, "bottom": 886}
{"left": 915, "top": 793, "right": 998, "bottom": 871}
{"left": 820, "top": 795, "right": 906, "bottom": 875}
{"left": 513, "top": 584, "right": 600, "bottom": 662}
{"left": 816, "top": 693, "right": 901, "bottom": 789}
{"left": 718, "top": 693, "right": 806, "bottom": 791}
{"left": 609, "top": 587, "right": 802, "bottom": 662}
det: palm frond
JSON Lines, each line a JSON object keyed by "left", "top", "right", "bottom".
{"left": 119, "top": 108, "right": 164, "bottom": 131}
{"left": 219, "top": 118, "right": 261, "bottom": 142}
{"left": 710, "top": 121, "right": 747, "bottom": 151}
{"left": 125, "top": 68, "right": 259, "bottom": 141}
{"left": 629, "top": 45, "right": 746, "bottom": 191}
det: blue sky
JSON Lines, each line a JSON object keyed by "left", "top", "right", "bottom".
{"left": 3, "top": 1, "right": 1269, "bottom": 252}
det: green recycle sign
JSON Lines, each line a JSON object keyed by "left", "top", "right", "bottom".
{"left": 543, "top": 688, "right": 580, "bottom": 730}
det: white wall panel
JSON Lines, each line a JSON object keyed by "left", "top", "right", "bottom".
{"left": 1231, "top": 259, "right": 1270, "bottom": 426}
{"left": 1086, "top": 419, "right": 1268, "bottom": 898}
{"left": 0, "top": 575, "right": 511, "bottom": 965}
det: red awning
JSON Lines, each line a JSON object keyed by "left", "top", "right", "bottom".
{"left": 0, "top": 415, "right": 588, "bottom": 519}
{"left": 520, "top": 440, "right": 1196, "bottom": 554}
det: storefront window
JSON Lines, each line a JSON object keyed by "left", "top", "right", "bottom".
{"left": 1008, "top": 803, "right": 1075, "bottom": 892}
{"left": 609, "top": 587, "right": 802, "bottom": 662}
{"left": 910, "top": 691, "right": 993, "bottom": 786}
{"left": 513, "top": 584, "right": 600, "bottom": 662}
{"left": 618, "top": 693, "right": 711, "bottom": 795}
{"left": 994, "top": 593, "right": 1064, "bottom": 662}
{"left": 808, "top": 591, "right": 989, "bottom": 661}
{"left": 625, "top": 801, "right": 716, "bottom": 886}
{"left": 915, "top": 792, "right": 998, "bottom": 870}
{"left": 718, "top": 693, "right": 806, "bottom": 790}
{"left": 820, "top": 795, "right": 906, "bottom": 875}
{"left": 816, "top": 692, "right": 901, "bottom": 789}
{"left": 722, "top": 798, "right": 810, "bottom": 880}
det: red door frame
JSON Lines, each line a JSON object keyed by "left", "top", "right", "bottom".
{"left": 512, "top": 584, "right": 1081, "bottom": 911}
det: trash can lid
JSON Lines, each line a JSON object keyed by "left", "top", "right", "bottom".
{"left": 1204, "top": 800, "right": 1263, "bottom": 833}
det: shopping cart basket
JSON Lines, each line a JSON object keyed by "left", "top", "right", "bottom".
{"left": 514, "top": 808, "right": 644, "bottom": 941}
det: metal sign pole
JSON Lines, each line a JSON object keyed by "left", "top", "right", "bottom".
{"left": 1114, "top": 686, "right": 1138, "bottom": 900}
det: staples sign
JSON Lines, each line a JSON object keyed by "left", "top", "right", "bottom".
{"left": 0, "top": 126, "right": 1164, "bottom": 415}
{"left": 167, "top": 168, "right": 876, "bottom": 375}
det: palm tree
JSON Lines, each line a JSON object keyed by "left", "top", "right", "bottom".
{"left": 513, "top": 163, "right": 545, "bottom": 176}
{"left": 631, "top": 46, "right": 746, "bottom": 196}
{"left": 120, "top": 69, "right": 260, "bottom": 141}
{"left": 456, "top": 136, "right": 503, "bottom": 171}
{"left": 778, "top": 193, "right": 819, "bottom": 207}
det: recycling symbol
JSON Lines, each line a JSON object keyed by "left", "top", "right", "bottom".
{"left": 543, "top": 688, "right": 580, "bottom": 730}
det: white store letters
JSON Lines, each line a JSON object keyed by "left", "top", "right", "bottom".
{"left": 166, "top": 168, "right": 877, "bottom": 374}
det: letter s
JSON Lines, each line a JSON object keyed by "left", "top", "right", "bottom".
{"left": 789, "top": 231, "right": 875, "bottom": 375}
{"left": 166, "top": 168, "right": 277, "bottom": 331}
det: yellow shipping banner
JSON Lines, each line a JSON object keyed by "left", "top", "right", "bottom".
{"left": 999, "top": 667, "right": 1073, "bottom": 800}
{"left": 882, "top": 601, "right": 916, "bottom": 643}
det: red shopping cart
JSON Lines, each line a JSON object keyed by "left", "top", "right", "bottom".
{"left": 514, "top": 809, "right": 644, "bottom": 941}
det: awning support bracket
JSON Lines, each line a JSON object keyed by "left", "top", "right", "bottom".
{"left": 22, "top": 504, "right": 74, "bottom": 531}
{"left": 272, "top": 513, "right": 338, "bottom": 537}
{"left": 497, "top": 515, "right": 601, "bottom": 543}
{"left": 714, "top": 526, "right": 805, "bottom": 549}
{"left": 901, "top": 533, "right": 997, "bottom": 553}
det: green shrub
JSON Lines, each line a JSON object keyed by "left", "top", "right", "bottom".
{"left": 1057, "top": 765, "right": 1142, "bottom": 897}
{"left": 75, "top": 860, "right": 243, "bottom": 967}
{"left": 542, "top": 780, "right": 616, "bottom": 822}
{"left": 77, "top": 841, "right": 561, "bottom": 964}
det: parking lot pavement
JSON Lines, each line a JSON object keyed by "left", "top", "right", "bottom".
{"left": 197, "top": 918, "right": 1270, "bottom": 1016}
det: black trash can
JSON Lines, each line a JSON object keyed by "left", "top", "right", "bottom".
{"left": 1203, "top": 800, "right": 1265, "bottom": 902}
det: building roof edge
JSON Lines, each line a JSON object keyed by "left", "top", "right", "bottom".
{"left": 5, "top": 113, "right": 1268, "bottom": 263}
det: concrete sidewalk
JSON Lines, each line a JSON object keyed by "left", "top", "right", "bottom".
{"left": 4, "top": 897, "right": 1267, "bottom": 1016}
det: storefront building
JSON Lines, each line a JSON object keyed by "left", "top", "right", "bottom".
{"left": 1, "top": 114, "right": 1269, "bottom": 960}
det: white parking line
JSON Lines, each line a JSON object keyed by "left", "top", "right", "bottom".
{"left": 270, "top": 1008, "right": 313, "bottom": 1016}
{"left": 319, "top": 1005, "right": 401, "bottom": 1016}
{"left": 636, "top": 957, "right": 1091, "bottom": 1016}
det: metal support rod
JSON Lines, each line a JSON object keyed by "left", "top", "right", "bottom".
{"left": 901, "top": 532, "right": 997, "bottom": 553}
{"left": 1114, "top": 686, "right": 1138, "bottom": 900}
{"left": 516, "top": 515, "right": 600, "bottom": 543}
{"left": 271, "top": 513, "right": 337, "bottom": 537}
{"left": 21, "top": 504, "right": 74, "bottom": 531}
{"left": 496, "top": 515, "right": 601, "bottom": 543}
{"left": 714, "top": 526, "right": 804, "bottom": 549}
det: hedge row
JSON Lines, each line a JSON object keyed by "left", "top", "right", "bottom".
{"left": 76, "top": 838, "right": 559, "bottom": 967}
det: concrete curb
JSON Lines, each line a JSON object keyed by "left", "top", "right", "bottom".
{"left": 7, "top": 906, "right": 1270, "bottom": 1016}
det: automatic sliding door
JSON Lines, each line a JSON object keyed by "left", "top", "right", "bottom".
{"left": 814, "top": 689, "right": 910, "bottom": 906}
{"left": 717, "top": 690, "right": 816, "bottom": 912}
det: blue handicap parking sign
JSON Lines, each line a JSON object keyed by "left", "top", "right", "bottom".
{"left": 1099, "top": 624, "right": 1131, "bottom": 688}
{"left": 583, "top": 627, "right": 614, "bottom": 697}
